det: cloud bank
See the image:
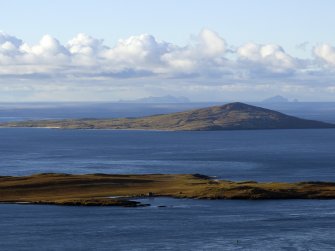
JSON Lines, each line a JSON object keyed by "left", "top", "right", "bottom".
{"left": 0, "top": 29, "right": 335, "bottom": 101}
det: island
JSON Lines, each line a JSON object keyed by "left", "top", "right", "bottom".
{"left": 2, "top": 173, "right": 335, "bottom": 207}
{"left": 1, "top": 102, "right": 334, "bottom": 130}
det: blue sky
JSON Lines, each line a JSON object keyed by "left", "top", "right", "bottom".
{"left": 1, "top": 0, "right": 335, "bottom": 101}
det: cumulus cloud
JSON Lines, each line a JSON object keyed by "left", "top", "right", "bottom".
{"left": 314, "top": 43, "right": 335, "bottom": 66}
{"left": 105, "top": 33, "right": 171, "bottom": 72}
{"left": 0, "top": 29, "right": 303, "bottom": 78}
{"left": 20, "top": 35, "right": 69, "bottom": 64}
{"left": 67, "top": 33, "right": 105, "bottom": 55}
{"left": 67, "top": 33, "right": 107, "bottom": 66}
{"left": 237, "top": 43, "right": 297, "bottom": 74}
{"left": 161, "top": 29, "right": 227, "bottom": 73}
{"left": 1, "top": 29, "right": 335, "bottom": 101}
{"left": 0, "top": 32, "right": 71, "bottom": 75}
{"left": 0, "top": 32, "right": 22, "bottom": 51}
{"left": 0, "top": 32, "right": 23, "bottom": 64}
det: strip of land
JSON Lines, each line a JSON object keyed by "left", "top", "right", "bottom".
{"left": 1, "top": 173, "right": 335, "bottom": 207}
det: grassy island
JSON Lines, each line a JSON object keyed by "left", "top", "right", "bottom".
{"left": 1, "top": 102, "right": 334, "bottom": 131}
{"left": 1, "top": 173, "right": 335, "bottom": 207}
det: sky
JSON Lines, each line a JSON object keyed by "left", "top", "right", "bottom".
{"left": 1, "top": 0, "right": 335, "bottom": 102}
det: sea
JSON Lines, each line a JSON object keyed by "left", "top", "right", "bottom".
{"left": 1, "top": 102, "right": 335, "bottom": 251}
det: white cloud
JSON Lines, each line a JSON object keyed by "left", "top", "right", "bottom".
{"left": 197, "top": 29, "right": 226, "bottom": 57}
{"left": 1, "top": 29, "right": 335, "bottom": 101}
{"left": 0, "top": 32, "right": 22, "bottom": 52}
{"left": 326, "top": 86, "right": 335, "bottom": 93}
{"left": 104, "top": 33, "right": 171, "bottom": 72}
{"left": 237, "top": 43, "right": 297, "bottom": 73}
{"left": 0, "top": 30, "right": 298, "bottom": 78}
{"left": 314, "top": 43, "right": 335, "bottom": 66}
{"left": 20, "top": 35, "right": 69, "bottom": 65}
{"left": 161, "top": 29, "right": 227, "bottom": 72}
{"left": 67, "top": 33, "right": 107, "bottom": 67}
{"left": 0, "top": 32, "right": 71, "bottom": 74}
{"left": 0, "top": 32, "right": 23, "bottom": 64}
{"left": 67, "top": 33, "right": 105, "bottom": 56}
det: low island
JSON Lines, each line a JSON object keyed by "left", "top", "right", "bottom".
{"left": 2, "top": 173, "right": 335, "bottom": 207}
{"left": 1, "top": 102, "right": 334, "bottom": 130}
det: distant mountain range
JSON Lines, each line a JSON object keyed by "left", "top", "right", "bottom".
{"left": 262, "top": 95, "right": 289, "bottom": 103}
{"left": 118, "top": 95, "right": 190, "bottom": 103}
{"left": 2, "top": 102, "right": 334, "bottom": 131}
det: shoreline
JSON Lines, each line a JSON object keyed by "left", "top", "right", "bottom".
{"left": 2, "top": 173, "right": 335, "bottom": 207}
{"left": 1, "top": 126, "right": 335, "bottom": 133}
{"left": 1, "top": 102, "right": 335, "bottom": 131}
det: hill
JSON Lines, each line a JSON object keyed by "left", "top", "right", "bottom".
{"left": 262, "top": 95, "right": 289, "bottom": 103}
{"left": 1, "top": 102, "right": 334, "bottom": 131}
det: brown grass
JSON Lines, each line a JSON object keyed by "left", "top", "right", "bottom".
{"left": 1, "top": 173, "right": 335, "bottom": 206}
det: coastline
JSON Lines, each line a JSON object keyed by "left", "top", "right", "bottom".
{"left": 2, "top": 173, "right": 335, "bottom": 207}
{"left": 1, "top": 102, "right": 335, "bottom": 131}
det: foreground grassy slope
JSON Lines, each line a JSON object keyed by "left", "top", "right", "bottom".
{"left": 1, "top": 102, "right": 334, "bottom": 130}
{"left": 1, "top": 173, "right": 335, "bottom": 207}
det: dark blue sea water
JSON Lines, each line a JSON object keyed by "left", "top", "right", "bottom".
{"left": 1, "top": 128, "right": 335, "bottom": 250}
{"left": 2, "top": 199, "right": 335, "bottom": 250}
{"left": 1, "top": 103, "right": 335, "bottom": 250}
{"left": 1, "top": 128, "right": 335, "bottom": 182}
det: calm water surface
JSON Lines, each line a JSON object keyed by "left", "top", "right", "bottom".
{"left": 1, "top": 118, "right": 335, "bottom": 250}
{"left": 0, "top": 128, "right": 334, "bottom": 182}
{"left": 1, "top": 198, "right": 335, "bottom": 250}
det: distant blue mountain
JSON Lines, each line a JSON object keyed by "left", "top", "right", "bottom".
{"left": 262, "top": 95, "right": 289, "bottom": 103}
{"left": 119, "top": 95, "right": 190, "bottom": 103}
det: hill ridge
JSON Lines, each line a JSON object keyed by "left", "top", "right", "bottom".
{"left": 1, "top": 102, "right": 334, "bottom": 131}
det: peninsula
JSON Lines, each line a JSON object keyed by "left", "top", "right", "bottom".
{"left": 1, "top": 102, "right": 334, "bottom": 130}
{"left": 2, "top": 173, "right": 335, "bottom": 207}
